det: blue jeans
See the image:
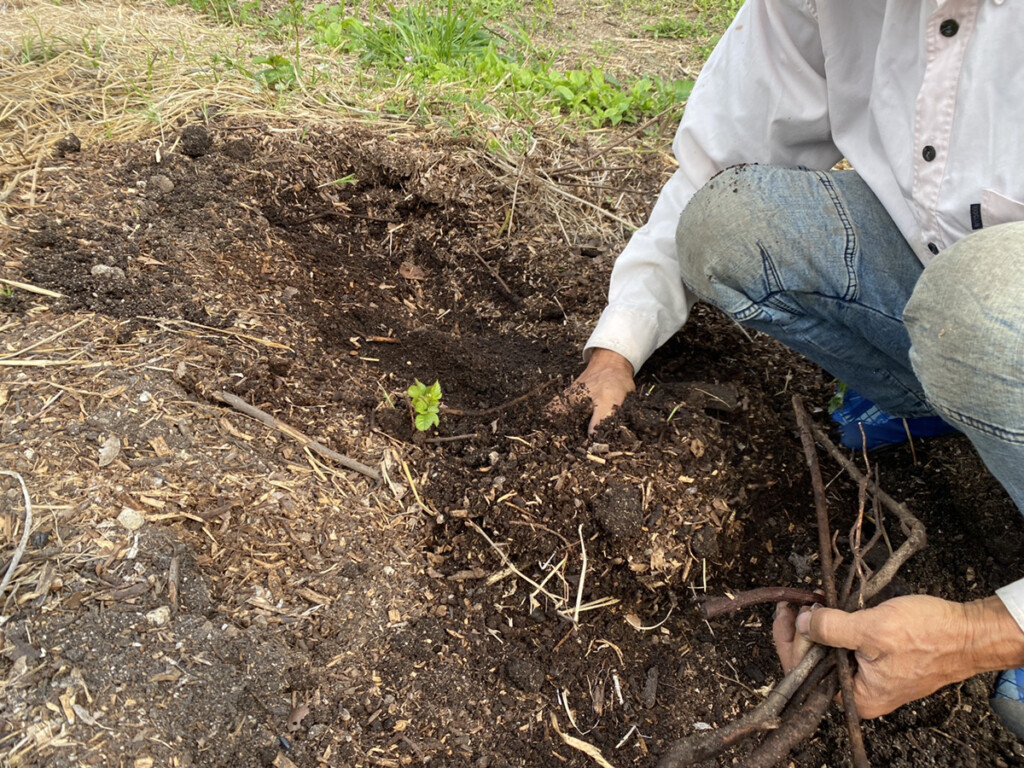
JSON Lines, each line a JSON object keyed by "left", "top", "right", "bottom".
{"left": 675, "top": 165, "right": 1024, "bottom": 512}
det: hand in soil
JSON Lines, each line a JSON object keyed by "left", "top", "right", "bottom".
{"left": 559, "top": 347, "right": 635, "bottom": 433}
{"left": 782, "top": 594, "right": 1024, "bottom": 719}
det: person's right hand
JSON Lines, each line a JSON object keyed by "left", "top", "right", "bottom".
{"left": 561, "top": 348, "right": 635, "bottom": 435}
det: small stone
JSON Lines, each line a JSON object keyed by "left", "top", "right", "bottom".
{"left": 90, "top": 264, "right": 126, "bottom": 281}
{"left": 145, "top": 606, "right": 171, "bottom": 627}
{"left": 117, "top": 507, "right": 146, "bottom": 531}
{"left": 147, "top": 174, "right": 174, "bottom": 196}
{"left": 788, "top": 551, "right": 815, "bottom": 578}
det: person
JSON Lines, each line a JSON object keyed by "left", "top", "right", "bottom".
{"left": 570, "top": 0, "right": 1024, "bottom": 732}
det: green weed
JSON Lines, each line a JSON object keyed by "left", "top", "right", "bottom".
{"left": 170, "top": 0, "right": 703, "bottom": 127}
{"left": 253, "top": 53, "right": 300, "bottom": 90}
{"left": 20, "top": 20, "right": 61, "bottom": 64}
{"left": 645, "top": 0, "right": 743, "bottom": 58}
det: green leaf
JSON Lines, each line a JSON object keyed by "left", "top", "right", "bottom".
{"left": 415, "top": 411, "right": 440, "bottom": 431}
{"left": 553, "top": 84, "right": 574, "bottom": 103}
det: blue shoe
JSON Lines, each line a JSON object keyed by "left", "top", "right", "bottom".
{"left": 829, "top": 386, "right": 958, "bottom": 451}
{"left": 991, "top": 667, "right": 1024, "bottom": 738}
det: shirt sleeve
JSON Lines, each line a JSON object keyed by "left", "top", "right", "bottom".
{"left": 584, "top": 0, "right": 842, "bottom": 373}
{"left": 997, "top": 580, "right": 1024, "bottom": 632}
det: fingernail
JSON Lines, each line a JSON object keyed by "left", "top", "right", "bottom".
{"left": 796, "top": 610, "right": 810, "bottom": 635}
{"left": 774, "top": 601, "right": 786, "bottom": 619}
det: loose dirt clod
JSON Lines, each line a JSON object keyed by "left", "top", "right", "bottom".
{"left": 179, "top": 124, "right": 212, "bottom": 158}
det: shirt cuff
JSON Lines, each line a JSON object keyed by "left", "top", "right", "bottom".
{"left": 583, "top": 305, "right": 662, "bottom": 375}
{"left": 996, "top": 579, "right": 1024, "bottom": 633}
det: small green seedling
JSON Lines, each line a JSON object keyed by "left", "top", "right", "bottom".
{"left": 828, "top": 381, "right": 849, "bottom": 415}
{"left": 408, "top": 379, "right": 442, "bottom": 431}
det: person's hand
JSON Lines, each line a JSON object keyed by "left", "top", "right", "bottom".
{"left": 774, "top": 594, "right": 1024, "bottom": 719}
{"left": 559, "top": 348, "right": 635, "bottom": 435}
{"left": 773, "top": 601, "right": 816, "bottom": 674}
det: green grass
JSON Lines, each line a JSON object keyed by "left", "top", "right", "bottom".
{"left": 165, "top": 0, "right": 743, "bottom": 136}
{"left": 644, "top": 0, "right": 742, "bottom": 60}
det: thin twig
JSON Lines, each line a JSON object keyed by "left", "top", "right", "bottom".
{"left": 656, "top": 645, "right": 829, "bottom": 768}
{"left": 472, "top": 250, "right": 521, "bottom": 306}
{"left": 0, "top": 277, "right": 63, "bottom": 298}
{"left": 0, "top": 317, "right": 91, "bottom": 361}
{"left": 140, "top": 316, "right": 293, "bottom": 351}
{"left": 810, "top": 424, "right": 927, "bottom": 607}
{"left": 573, "top": 524, "right": 587, "bottom": 625}
{"left": 793, "top": 395, "right": 869, "bottom": 768}
{"left": 811, "top": 424, "right": 923, "bottom": 536}
{"left": 0, "top": 471, "right": 34, "bottom": 608}
{"left": 745, "top": 670, "right": 841, "bottom": 768}
{"left": 425, "top": 433, "right": 479, "bottom": 444}
{"left": 792, "top": 397, "right": 840, "bottom": 608}
{"left": 212, "top": 391, "right": 381, "bottom": 482}
{"left": 465, "top": 519, "right": 566, "bottom": 606}
{"left": 703, "top": 587, "right": 821, "bottom": 619}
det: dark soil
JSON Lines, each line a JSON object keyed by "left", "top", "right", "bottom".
{"left": 3, "top": 118, "right": 1024, "bottom": 768}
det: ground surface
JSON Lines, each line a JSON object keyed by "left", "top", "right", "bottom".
{"left": 3, "top": 23, "right": 1024, "bottom": 768}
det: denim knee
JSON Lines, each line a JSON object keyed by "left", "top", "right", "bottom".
{"left": 905, "top": 222, "right": 1024, "bottom": 440}
{"left": 676, "top": 165, "right": 770, "bottom": 317}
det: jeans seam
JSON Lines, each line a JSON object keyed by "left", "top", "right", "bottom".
{"left": 932, "top": 402, "right": 1024, "bottom": 444}
{"left": 814, "top": 171, "right": 859, "bottom": 302}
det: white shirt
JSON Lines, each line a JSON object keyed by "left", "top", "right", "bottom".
{"left": 586, "top": 0, "right": 1024, "bottom": 374}
{"left": 584, "top": 0, "right": 1024, "bottom": 626}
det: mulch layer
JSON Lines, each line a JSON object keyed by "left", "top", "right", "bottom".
{"left": 2, "top": 117, "right": 1024, "bottom": 768}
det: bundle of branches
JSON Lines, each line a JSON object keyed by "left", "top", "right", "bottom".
{"left": 658, "top": 395, "right": 927, "bottom": 768}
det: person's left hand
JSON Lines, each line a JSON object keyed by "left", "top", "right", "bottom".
{"left": 773, "top": 594, "right": 1024, "bottom": 719}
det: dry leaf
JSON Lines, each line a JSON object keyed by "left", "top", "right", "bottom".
{"left": 98, "top": 435, "right": 121, "bottom": 467}
{"left": 72, "top": 703, "right": 99, "bottom": 726}
{"left": 287, "top": 703, "right": 310, "bottom": 732}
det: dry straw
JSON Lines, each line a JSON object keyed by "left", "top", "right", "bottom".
{"left": 0, "top": 0, "right": 374, "bottom": 188}
{"left": 0, "top": 0, "right": 672, "bottom": 238}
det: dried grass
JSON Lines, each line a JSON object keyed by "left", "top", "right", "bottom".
{"left": 0, "top": 0, "right": 372, "bottom": 167}
{"left": 0, "top": 0, "right": 679, "bottom": 238}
